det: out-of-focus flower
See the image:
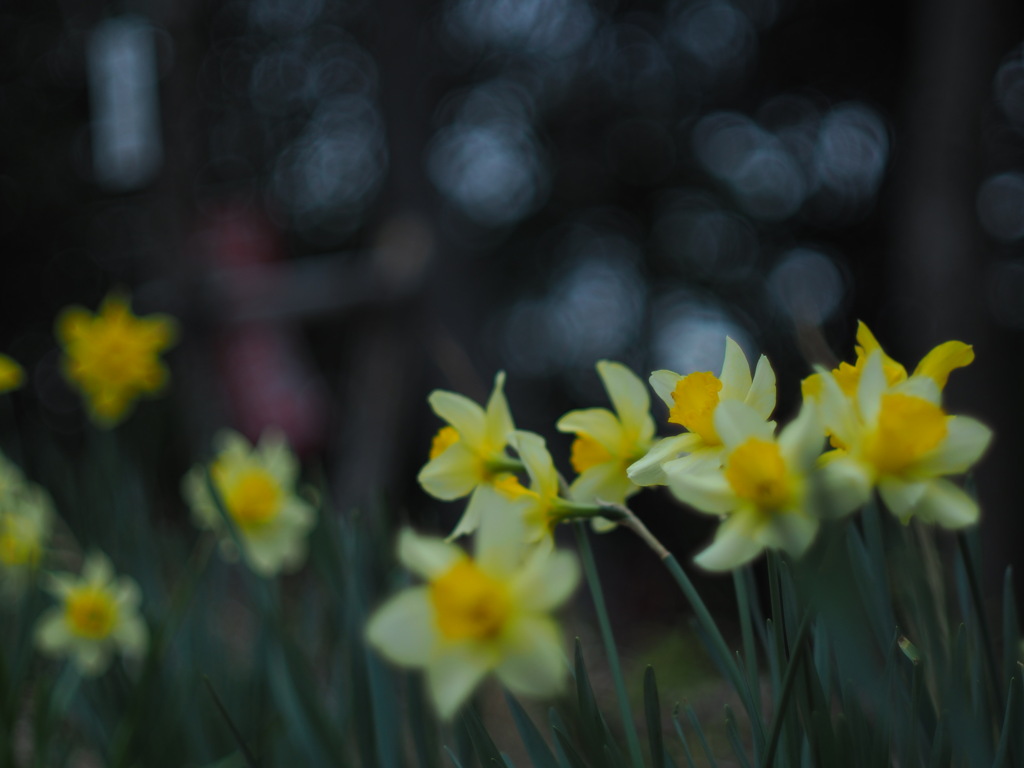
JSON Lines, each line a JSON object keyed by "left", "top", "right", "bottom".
{"left": 366, "top": 511, "right": 579, "bottom": 719}
{"left": 183, "top": 429, "right": 316, "bottom": 577}
{"left": 816, "top": 352, "right": 991, "bottom": 527}
{"left": 35, "top": 552, "right": 147, "bottom": 676}
{"left": 0, "top": 355, "right": 23, "bottom": 394}
{"left": 802, "top": 320, "right": 973, "bottom": 400}
{"left": 56, "top": 293, "right": 177, "bottom": 427}
{"left": 667, "top": 399, "right": 863, "bottom": 571}
{"left": 0, "top": 484, "right": 54, "bottom": 598}
{"left": 557, "top": 361, "right": 656, "bottom": 530}
{"left": 628, "top": 337, "right": 776, "bottom": 486}
{"left": 417, "top": 373, "right": 519, "bottom": 540}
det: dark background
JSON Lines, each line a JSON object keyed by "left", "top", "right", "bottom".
{"left": 2, "top": 0, "right": 1023, "bottom": 629}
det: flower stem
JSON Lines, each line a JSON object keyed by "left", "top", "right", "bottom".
{"left": 572, "top": 521, "right": 645, "bottom": 768}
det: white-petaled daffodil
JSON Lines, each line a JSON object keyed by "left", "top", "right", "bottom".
{"left": 815, "top": 351, "right": 991, "bottom": 527}
{"left": 365, "top": 509, "right": 579, "bottom": 720}
{"left": 556, "top": 361, "right": 655, "bottom": 530}
{"left": 628, "top": 337, "right": 776, "bottom": 487}
{"left": 35, "top": 552, "right": 148, "bottom": 676}
{"left": 417, "top": 373, "right": 519, "bottom": 540}
{"left": 666, "top": 399, "right": 863, "bottom": 571}
{"left": 0, "top": 483, "right": 54, "bottom": 598}
{"left": 183, "top": 429, "right": 316, "bottom": 577}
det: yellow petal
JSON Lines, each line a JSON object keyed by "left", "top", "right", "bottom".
{"left": 0, "top": 355, "right": 24, "bottom": 393}
{"left": 913, "top": 341, "right": 974, "bottom": 389}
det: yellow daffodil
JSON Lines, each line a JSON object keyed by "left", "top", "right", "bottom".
{"left": 816, "top": 351, "right": 991, "bottom": 527}
{"left": 365, "top": 510, "right": 579, "bottom": 719}
{"left": 666, "top": 399, "right": 864, "bottom": 571}
{"left": 0, "top": 354, "right": 23, "bottom": 394}
{"left": 628, "top": 337, "right": 776, "bottom": 487}
{"left": 183, "top": 429, "right": 316, "bottom": 577}
{"left": 556, "top": 361, "right": 656, "bottom": 530}
{"left": 35, "top": 552, "right": 147, "bottom": 676}
{"left": 0, "top": 483, "right": 54, "bottom": 598}
{"left": 56, "top": 293, "right": 177, "bottom": 427}
{"left": 802, "top": 320, "right": 974, "bottom": 400}
{"left": 417, "top": 373, "right": 519, "bottom": 540}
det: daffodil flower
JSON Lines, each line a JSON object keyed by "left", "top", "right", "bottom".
{"left": 183, "top": 429, "right": 316, "bottom": 577}
{"left": 556, "top": 361, "right": 656, "bottom": 530}
{"left": 56, "top": 293, "right": 177, "bottom": 427}
{"left": 417, "top": 373, "right": 520, "bottom": 540}
{"left": 628, "top": 337, "right": 776, "bottom": 487}
{"left": 0, "top": 354, "right": 23, "bottom": 394}
{"left": 802, "top": 320, "right": 974, "bottom": 400}
{"left": 816, "top": 351, "right": 991, "bottom": 527}
{"left": 35, "top": 552, "right": 148, "bottom": 676}
{"left": 365, "top": 510, "right": 579, "bottom": 719}
{"left": 0, "top": 483, "right": 53, "bottom": 599}
{"left": 666, "top": 399, "right": 864, "bottom": 571}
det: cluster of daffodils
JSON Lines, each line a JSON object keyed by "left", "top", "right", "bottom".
{"left": 369, "top": 322, "right": 992, "bottom": 717}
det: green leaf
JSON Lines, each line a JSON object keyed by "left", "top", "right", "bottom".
{"left": 685, "top": 703, "right": 718, "bottom": 768}
{"left": 724, "top": 704, "right": 752, "bottom": 768}
{"left": 462, "top": 706, "right": 505, "bottom": 767}
{"left": 1002, "top": 568, "right": 1020, "bottom": 688}
{"left": 202, "top": 676, "right": 260, "bottom": 768}
{"left": 643, "top": 667, "right": 664, "bottom": 768}
{"left": 991, "top": 676, "right": 1018, "bottom": 768}
{"left": 670, "top": 708, "right": 697, "bottom": 768}
{"left": 409, "top": 674, "right": 442, "bottom": 768}
{"left": 551, "top": 726, "right": 592, "bottom": 768}
{"left": 504, "top": 692, "right": 559, "bottom": 768}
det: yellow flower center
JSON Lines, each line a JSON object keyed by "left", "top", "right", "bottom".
{"left": 221, "top": 468, "right": 282, "bottom": 529}
{"left": 66, "top": 587, "right": 119, "bottom": 640}
{"left": 725, "top": 438, "right": 791, "bottom": 509}
{"left": 570, "top": 435, "right": 612, "bottom": 474}
{"left": 0, "top": 524, "right": 40, "bottom": 567}
{"left": 429, "top": 426, "right": 460, "bottom": 460}
{"left": 864, "top": 394, "right": 948, "bottom": 475}
{"left": 669, "top": 372, "right": 723, "bottom": 445}
{"left": 430, "top": 559, "right": 511, "bottom": 641}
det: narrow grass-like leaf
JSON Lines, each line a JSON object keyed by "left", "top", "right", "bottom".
{"left": 463, "top": 706, "right": 505, "bottom": 766}
{"left": 733, "top": 569, "right": 759, "bottom": 702}
{"left": 724, "top": 704, "right": 752, "bottom": 768}
{"left": 685, "top": 704, "right": 718, "bottom": 768}
{"left": 760, "top": 612, "right": 812, "bottom": 768}
{"left": 957, "top": 531, "right": 1001, "bottom": 710}
{"left": 670, "top": 708, "right": 698, "bottom": 768}
{"left": 504, "top": 693, "right": 558, "bottom": 768}
{"left": 991, "top": 677, "right": 1018, "bottom": 768}
{"left": 409, "top": 675, "right": 442, "bottom": 768}
{"left": 548, "top": 708, "right": 575, "bottom": 768}
{"left": 1002, "top": 568, "right": 1019, "bottom": 687}
{"left": 444, "top": 746, "right": 466, "bottom": 768}
{"left": 644, "top": 667, "right": 664, "bottom": 768}
{"left": 574, "top": 638, "right": 610, "bottom": 764}
{"left": 927, "top": 719, "right": 949, "bottom": 768}
{"left": 551, "top": 726, "right": 592, "bottom": 768}
{"left": 202, "top": 676, "right": 259, "bottom": 768}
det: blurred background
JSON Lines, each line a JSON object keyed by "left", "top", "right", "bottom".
{"left": 2, "top": 0, "right": 1024, "bottom": 635}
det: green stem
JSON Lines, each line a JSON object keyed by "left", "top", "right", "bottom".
{"left": 956, "top": 532, "right": 1002, "bottom": 710}
{"left": 573, "top": 522, "right": 645, "bottom": 768}
{"left": 760, "top": 611, "right": 813, "bottom": 768}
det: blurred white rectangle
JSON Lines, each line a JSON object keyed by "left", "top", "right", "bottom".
{"left": 88, "top": 16, "right": 163, "bottom": 190}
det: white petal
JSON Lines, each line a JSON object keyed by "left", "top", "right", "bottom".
{"left": 878, "top": 478, "right": 928, "bottom": 522}
{"left": 73, "top": 642, "right": 111, "bottom": 677}
{"left": 474, "top": 488, "right": 530, "bottom": 575}
{"left": 569, "top": 462, "right": 634, "bottom": 506}
{"left": 556, "top": 409, "right": 624, "bottom": 453}
{"left": 667, "top": 470, "right": 736, "bottom": 515}
{"left": 366, "top": 587, "right": 437, "bottom": 666}
{"left": 597, "top": 361, "right": 651, "bottom": 440}
{"left": 912, "top": 479, "right": 979, "bottom": 528}
{"left": 114, "top": 578, "right": 141, "bottom": 610}
{"left": 814, "top": 457, "right": 872, "bottom": 518}
{"left": 745, "top": 355, "right": 777, "bottom": 419}
{"left": 399, "top": 529, "right": 463, "bottom": 578}
{"left": 693, "top": 517, "right": 763, "bottom": 571}
{"left": 815, "top": 366, "right": 860, "bottom": 450}
{"left": 514, "top": 549, "right": 580, "bottom": 612}
{"left": 713, "top": 400, "right": 775, "bottom": 450}
{"left": 35, "top": 609, "right": 71, "bottom": 653}
{"left": 627, "top": 434, "right": 703, "bottom": 486}
{"left": 428, "top": 390, "right": 486, "bottom": 449}
{"left": 495, "top": 616, "right": 567, "bottom": 698}
{"left": 758, "top": 512, "right": 818, "bottom": 559}
{"left": 778, "top": 400, "right": 824, "bottom": 472}
{"left": 513, "top": 431, "right": 559, "bottom": 500}
{"left": 417, "top": 444, "right": 483, "bottom": 501}
{"left": 259, "top": 428, "right": 298, "bottom": 484}
{"left": 857, "top": 352, "right": 887, "bottom": 426}
{"left": 914, "top": 417, "right": 992, "bottom": 477}
{"left": 483, "top": 372, "right": 515, "bottom": 453}
{"left": 427, "top": 644, "right": 493, "bottom": 720}
{"left": 447, "top": 484, "right": 487, "bottom": 541}
{"left": 82, "top": 552, "right": 114, "bottom": 586}
{"left": 114, "top": 615, "right": 148, "bottom": 658}
{"left": 893, "top": 375, "right": 942, "bottom": 405}
{"left": 649, "top": 370, "right": 681, "bottom": 410}
{"left": 719, "top": 337, "right": 753, "bottom": 400}
{"left": 661, "top": 447, "right": 726, "bottom": 476}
